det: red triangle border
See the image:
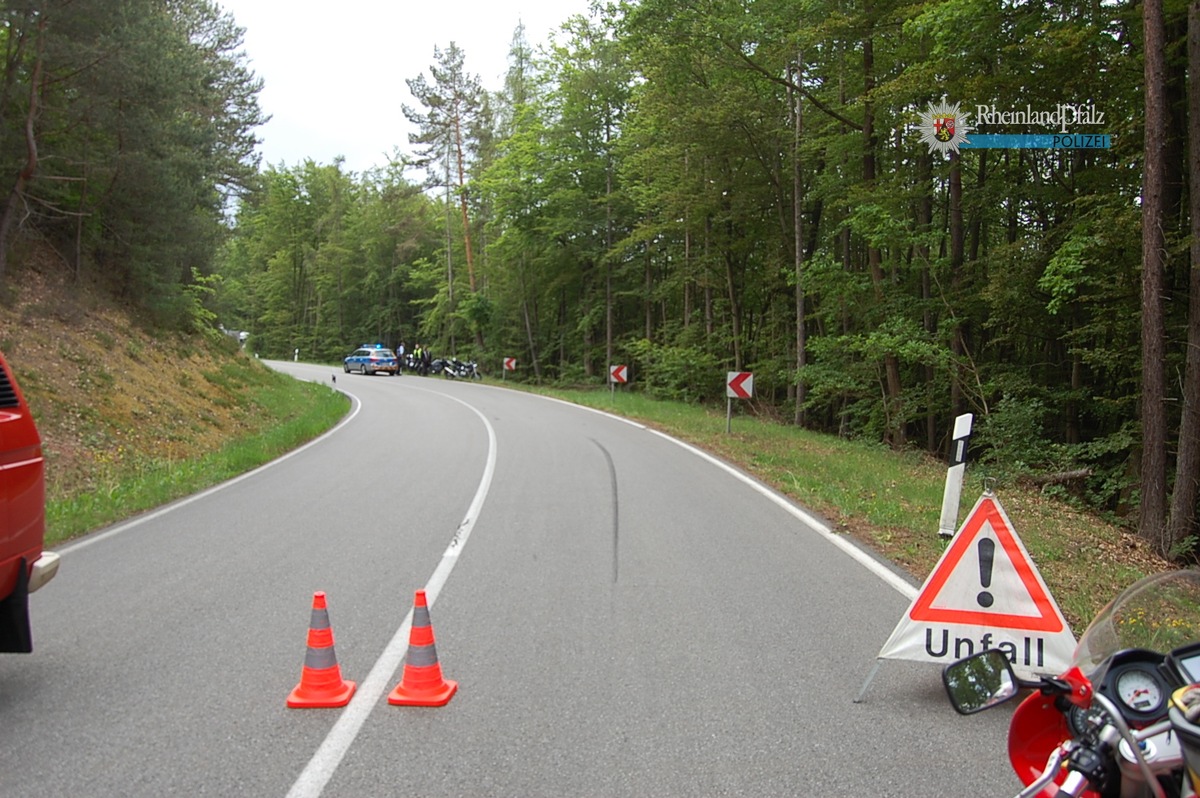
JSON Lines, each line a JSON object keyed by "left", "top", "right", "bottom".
{"left": 908, "top": 497, "right": 1064, "bottom": 632}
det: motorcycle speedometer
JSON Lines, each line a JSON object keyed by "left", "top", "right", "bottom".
{"left": 1115, "top": 667, "right": 1165, "bottom": 715}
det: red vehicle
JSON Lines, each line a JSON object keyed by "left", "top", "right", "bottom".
{"left": 0, "top": 352, "right": 59, "bottom": 652}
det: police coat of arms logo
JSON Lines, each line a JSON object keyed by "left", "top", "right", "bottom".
{"left": 918, "top": 100, "right": 972, "bottom": 154}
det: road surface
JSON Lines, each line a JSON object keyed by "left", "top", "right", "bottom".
{"left": 0, "top": 360, "right": 1020, "bottom": 796}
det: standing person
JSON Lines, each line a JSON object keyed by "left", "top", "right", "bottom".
{"left": 421, "top": 345, "right": 432, "bottom": 376}
{"left": 396, "top": 341, "right": 406, "bottom": 373}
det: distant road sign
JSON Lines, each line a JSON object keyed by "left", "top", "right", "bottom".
{"left": 726, "top": 372, "right": 753, "bottom": 399}
{"left": 610, "top": 364, "right": 628, "bottom": 384}
{"left": 503, "top": 357, "right": 517, "bottom": 371}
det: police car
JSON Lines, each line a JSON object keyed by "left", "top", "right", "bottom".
{"left": 343, "top": 344, "right": 399, "bottom": 375}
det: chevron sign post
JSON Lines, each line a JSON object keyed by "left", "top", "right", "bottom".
{"left": 609, "top": 364, "right": 629, "bottom": 399}
{"left": 725, "top": 371, "right": 753, "bottom": 433}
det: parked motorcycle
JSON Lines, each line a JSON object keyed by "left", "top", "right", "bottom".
{"left": 943, "top": 569, "right": 1200, "bottom": 798}
{"left": 403, "top": 353, "right": 428, "bottom": 375}
{"left": 401, "top": 353, "right": 479, "bottom": 379}
{"left": 437, "top": 357, "right": 480, "bottom": 380}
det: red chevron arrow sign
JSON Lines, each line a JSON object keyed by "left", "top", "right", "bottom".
{"left": 503, "top": 357, "right": 517, "bottom": 371}
{"left": 610, "top": 364, "right": 628, "bottom": 384}
{"left": 726, "top": 371, "right": 753, "bottom": 399}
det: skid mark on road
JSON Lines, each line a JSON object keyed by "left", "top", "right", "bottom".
{"left": 525, "top": 391, "right": 916, "bottom": 600}
{"left": 590, "top": 438, "right": 620, "bottom": 583}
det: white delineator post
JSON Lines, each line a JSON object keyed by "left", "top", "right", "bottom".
{"left": 938, "top": 413, "right": 974, "bottom": 540}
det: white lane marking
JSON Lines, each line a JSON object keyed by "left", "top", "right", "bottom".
{"left": 285, "top": 390, "right": 497, "bottom": 798}
{"left": 522, "top": 391, "right": 917, "bottom": 600}
{"left": 60, "top": 367, "right": 909, "bottom": 794}
{"left": 56, "top": 387, "right": 362, "bottom": 556}
{"left": 641, "top": 429, "right": 917, "bottom": 600}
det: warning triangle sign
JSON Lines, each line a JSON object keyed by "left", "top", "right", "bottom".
{"left": 910, "top": 494, "right": 1063, "bottom": 631}
{"left": 876, "top": 491, "right": 1076, "bottom": 678}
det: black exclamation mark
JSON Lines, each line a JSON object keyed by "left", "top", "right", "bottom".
{"left": 977, "top": 539, "right": 995, "bottom": 607}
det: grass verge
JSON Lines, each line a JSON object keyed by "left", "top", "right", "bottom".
{"left": 44, "top": 368, "right": 349, "bottom": 545}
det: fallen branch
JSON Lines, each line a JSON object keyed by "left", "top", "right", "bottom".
{"left": 1018, "top": 468, "right": 1093, "bottom": 488}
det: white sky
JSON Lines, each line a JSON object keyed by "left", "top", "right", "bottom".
{"left": 215, "top": 0, "right": 594, "bottom": 175}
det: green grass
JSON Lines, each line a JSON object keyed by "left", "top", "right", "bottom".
{"left": 532, "top": 386, "right": 958, "bottom": 533}
{"left": 44, "top": 375, "right": 349, "bottom": 544}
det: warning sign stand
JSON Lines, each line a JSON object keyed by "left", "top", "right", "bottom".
{"left": 854, "top": 489, "right": 1075, "bottom": 702}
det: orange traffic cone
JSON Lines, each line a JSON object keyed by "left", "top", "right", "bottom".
{"left": 388, "top": 589, "right": 458, "bottom": 706}
{"left": 287, "top": 591, "right": 356, "bottom": 708}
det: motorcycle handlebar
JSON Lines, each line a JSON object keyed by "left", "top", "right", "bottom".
{"left": 1014, "top": 696, "right": 1170, "bottom": 798}
{"left": 1015, "top": 753, "right": 1089, "bottom": 798}
{"left": 1051, "top": 771, "right": 1089, "bottom": 797}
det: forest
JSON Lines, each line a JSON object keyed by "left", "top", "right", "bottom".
{"left": 0, "top": 0, "right": 1196, "bottom": 559}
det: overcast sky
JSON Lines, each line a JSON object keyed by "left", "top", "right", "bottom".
{"left": 215, "top": 0, "right": 594, "bottom": 175}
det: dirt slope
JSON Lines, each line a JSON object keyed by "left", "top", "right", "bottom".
{"left": 0, "top": 248, "right": 263, "bottom": 502}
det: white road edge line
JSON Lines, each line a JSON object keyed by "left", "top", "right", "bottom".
{"left": 57, "top": 367, "right": 910, "bottom": 795}
{"left": 56, "top": 387, "right": 364, "bottom": 557}
{"left": 530, "top": 392, "right": 917, "bottom": 600}
{"left": 285, "top": 391, "right": 497, "bottom": 798}
{"left": 641, "top": 428, "right": 917, "bottom": 601}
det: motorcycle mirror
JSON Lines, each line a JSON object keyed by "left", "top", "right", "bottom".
{"left": 942, "top": 649, "right": 1019, "bottom": 715}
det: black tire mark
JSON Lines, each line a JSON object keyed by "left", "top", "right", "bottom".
{"left": 590, "top": 438, "right": 619, "bottom": 583}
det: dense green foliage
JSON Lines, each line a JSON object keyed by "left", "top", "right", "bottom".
{"left": 0, "top": 0, "right": 264, "bottom": 324}
{"left": 4, "top": 1, "right": 1197, "bottom": 552}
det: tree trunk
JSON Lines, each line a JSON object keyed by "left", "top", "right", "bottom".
{"left": 705, "top": 209, "right": 714, "bottom": 337}
{"left": 918, "top": 147, "right": 935, "bottom": 452}
{"left": 0, "top": 16, "right": 43, "bottom": 285}
{"left": 792, "top": 54, "right": 807, "bottom": 427}
{"left": 518, "top": 252, "right": 542, "bottom": 383}
{"left": 725, "top": 249, "right": 742, "bottom": 369}
{"left": 1140, "top": 0, "right": 1170, "bottom": 555}
{"left": 453, "top": 114, "right": 475, "bottom": 293}
{"left": 605, "top": 114, "right": 615, "bottom": 370}
{"left": 1166, "top": 0, "right": 1200, "bottom": 557}
{"left": 644, "top": 243, "right": 653, "bottom": 341}
{"left": 949, "top": 151, "right": 966, "bottom": 420}
{"left": 582, "top": 259, "right": 594, "bottom": 377}
{"left": 862, "top": 24, "right": 904, "bottom": 447}
{"left": 444, "top": 142, "right": 456, "bottom": 354}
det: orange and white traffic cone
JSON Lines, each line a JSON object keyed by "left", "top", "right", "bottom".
{"left": 387, "top": 589, "right": 457, "bottom": 707}
{"left": 287, "top": 591, "right": 356, "bottom": 708}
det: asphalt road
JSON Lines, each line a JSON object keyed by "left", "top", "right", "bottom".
{"left": 0, "top": 361, "right": 1022, "bottom": 796}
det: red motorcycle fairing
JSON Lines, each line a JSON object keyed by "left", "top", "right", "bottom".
{"left": 1008, "top": 691, "right": 1100, "bottom": 798}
